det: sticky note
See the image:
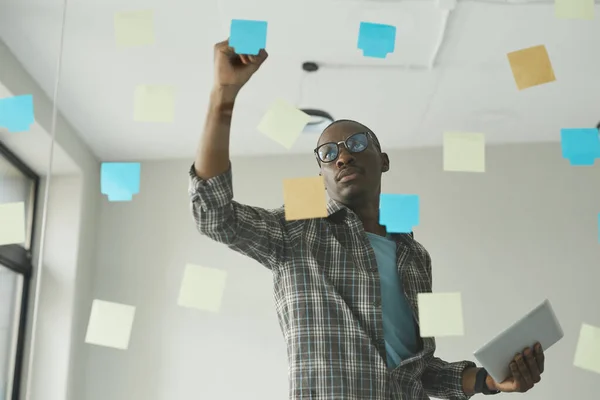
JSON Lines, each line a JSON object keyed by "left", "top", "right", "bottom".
{"left": 555, "top": 0, "right": 594, "bottom": 20}
{"left": 357, "top": 22, "right": 396, "bottom": 59}
{"left": 0, "top": 202, "right": 26, "bottom": 245}
{"left": 282, "top": 176, "right": 328, "bottom": 221}
{"left": 418, "top": 292, "right": 465, "bottom": 337}
{"left": 379, "top": 194, "right": 419, "bottom": 233}
{"left": 443, "top": 132, "right": 485, "bottom": 172}
{"left": 561, "top": 128, "right": 600, "bottom": 166}
{"left": 507, "top": 45, "right": 556, "bottom": 90}
{"left": 134, "top": 85, "right": 175, "bottom": 123}
{"left": 257, "top": 99, "right": 310, "bottom": 149}
{"left": 178, "top": 264, "right": 228, "bottom": 313}
{"left": 85, "top": 300, "right": 136, "bottom": 350}
{"left": 114, "top": 10, "right": 155, "bottom": 47}
{"left": 229, "top": 19, "right": 268, "bottom": 55}
{"left": 573, "top": 323, "right": 600, "bottom": 374}
{"left": 0, "top": 95, "right": 34, "bottom": 133}
{"left": 101, "top": 162, "right": 141, "bottom": 202}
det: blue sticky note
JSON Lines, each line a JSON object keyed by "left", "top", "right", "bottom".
{"left": 358, "top": 22, "right": 396, "bottom": 59}
{"left": 0, "top": 95, "right": 34, "bottom": 133}
{"left": 561, "top": 128, "right": 600, "bottom": 166}
{"left": 379, "top": 194, "right": 419, "bottom": 233}
{"left": 101, "top": 162, "right": 141, "bottom": 202}
{"left": 229, "top": 19, "right": 268, "bottom": 55}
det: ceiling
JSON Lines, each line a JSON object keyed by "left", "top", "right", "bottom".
{"left": 0, "top": 0, "right": 599, "bottom": 162}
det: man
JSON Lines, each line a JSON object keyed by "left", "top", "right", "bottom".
{"left": 189, "top": 39, "right": 545, "bottom": 399}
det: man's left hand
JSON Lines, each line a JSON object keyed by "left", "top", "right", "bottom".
{"left": 489, "top": 342, "right": 545, "bottom": 393}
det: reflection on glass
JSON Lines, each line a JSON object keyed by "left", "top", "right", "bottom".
{"left": 0, "top": 265, "right": 22, "bottom": 400}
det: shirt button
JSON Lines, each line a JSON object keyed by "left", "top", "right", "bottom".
{"left": 373, "top": 299, "right": 381, "bottom": 307}
{"left": 377, "top": 338, "right": 385, "bottom": 346}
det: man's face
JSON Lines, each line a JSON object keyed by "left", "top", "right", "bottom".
{"left": 316, "top": 121, "right": 389, "bottom": 205}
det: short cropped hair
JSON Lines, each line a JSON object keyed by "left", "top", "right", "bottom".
{"left": 320, "top": 119, "right": 382, "bottom": 151}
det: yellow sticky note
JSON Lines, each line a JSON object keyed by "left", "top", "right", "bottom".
{"left": 178, "top": 264, "right": 227, "bottom": 313}
{"left": 282, "top": 176, "right": 328, "bottom": 221}
{"left": 0, "top": 202, "right": 25, "bottom": 245}
{"left": 555, "top": 0, "right": 594, "bottom": 20}
{"left": 443, "top": 132, "right": 485, "bottom": 172}
{"left": 134, "top": 85, "right": 175, "bottom": 122}
{"left": 418, "top": 292, "right": 464, "bottom": 337}
{"left": 257, "top": 99, "right": 311, "bottom": 149}
{"left": 85, "top": 300, "right": 136, "bottom": 350}
{"left": 507, "top": 45, "right": 556, "bottom": 90}
{"left": 574, "top": 323, "right": 600, "bottom": 374}
{"left": 114, "top": 10, "right": 155, "bottom": 47}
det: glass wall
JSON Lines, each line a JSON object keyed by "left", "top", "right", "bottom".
{"left": 0, "top": 143, "right": 38, "bottom": 400}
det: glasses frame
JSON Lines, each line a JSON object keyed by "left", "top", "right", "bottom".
{"left": 314, "top": 131, "right": 379, "bottom": 164}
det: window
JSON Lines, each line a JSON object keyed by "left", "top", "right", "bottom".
{"left": 0, "top": 141, "right": 38, "bottom": 400}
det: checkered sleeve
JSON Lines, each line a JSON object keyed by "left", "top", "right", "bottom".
{"left": 421, "top": 356, "right": 477, "bottom": 400}
{"left": 188, "top": 163, "right": 287, "bottom": 269}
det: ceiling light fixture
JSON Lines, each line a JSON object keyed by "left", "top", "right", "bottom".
{"left": 298, "top": 62, "right": 334, "bottom": 134}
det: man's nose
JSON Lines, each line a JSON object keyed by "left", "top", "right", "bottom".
{"left": 336, "top": 147, "right": 355, "bottom": 168}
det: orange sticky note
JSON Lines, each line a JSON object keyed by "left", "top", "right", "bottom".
{"left": 507, "top": 45, "right": 556, "bottom": 90}
{"left": 282, "top": 176, "right": 328, "bottom": 221}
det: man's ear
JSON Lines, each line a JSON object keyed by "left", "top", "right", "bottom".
{"left": 381, "top": 152, "right": 390, "bottom": 173}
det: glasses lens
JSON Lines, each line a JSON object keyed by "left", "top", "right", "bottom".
{"left": 318, "top": 143, "right": 339, "bottom": 162}
{"left": 346, "top": 133, "right": 368, "bottom": 152}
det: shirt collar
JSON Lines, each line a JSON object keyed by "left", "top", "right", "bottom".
{"left": 325, "top": 199, "right": 414, "bottom": 240}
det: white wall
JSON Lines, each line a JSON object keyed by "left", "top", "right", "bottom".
{"left": 88, "top": 144, "right": 600, "bottom": 400}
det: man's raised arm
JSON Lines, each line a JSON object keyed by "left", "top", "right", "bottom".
{"left": 189, "top": 40, "right": 287, "bottom": 269}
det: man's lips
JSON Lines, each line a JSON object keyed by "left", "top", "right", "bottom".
{"left": 337, "top": 168, "right": 361, "bottom": 182}
{"left": 339, "top": 173, "right": 359, "bottom": 183}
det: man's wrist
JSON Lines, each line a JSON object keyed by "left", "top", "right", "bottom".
{"left": 485, "top": 374, "right": 497, "bottom": 392}
{"left": 211, "top": 85, "right": 240, "bottom": 103}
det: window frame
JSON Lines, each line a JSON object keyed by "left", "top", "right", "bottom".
{"left": 0, "top": 140, "right": 39, "bottom": 400}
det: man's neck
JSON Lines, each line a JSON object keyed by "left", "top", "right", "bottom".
{"left": 347, "top": 199, "right": 386, "bottom": 237}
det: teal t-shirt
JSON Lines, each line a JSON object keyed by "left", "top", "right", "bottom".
{"left": 367, "top": 232, "right": 419, "bottom": 369}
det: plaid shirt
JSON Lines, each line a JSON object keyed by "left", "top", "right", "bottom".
{"left": 188, "top": 164, "right": 476, "bottom": 400}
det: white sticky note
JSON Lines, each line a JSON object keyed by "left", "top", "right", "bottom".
{"left": 257, "top": 99, "right": 311, "bottom": 149}
{"left": 574, "top": 323, "right": 600, "bottom": 374}
{"left": 555, "top": 0, "right": 594, "bottom": 20}
{"left": 443, "top": 132, "right": 485, "bottom": 172}
{"left": 114, "top": 10, "right": 155, "bottom": 47}
{"left": 418, "top": 292, "right": 464, "bottom": 337}
{"left": 178, "top": 264, "right": 227, "bottom": 313}
{"left": 0, "top": 202, "right": 25, "bottom": 245}
{"left": 85, "top": 300, "right": 136, "bottom": 350}
{"left": 134, "top": 85, "right": 175, "bottom": 122}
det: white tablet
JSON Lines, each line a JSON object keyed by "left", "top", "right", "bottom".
{"left": 473, "top": 299, "right": 564, "bottom": 383}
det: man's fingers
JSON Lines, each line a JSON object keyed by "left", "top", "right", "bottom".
{"left": 524, "top": 348, "right": 541, "bottom": 383}
{"left": 515, "top": 353, "right": 533, "bottom": 389}
{"left": 509, "top": 361, "right": 522, "bottom": 391}
{"left": 535, "top": 343, "right": 545, "bottom": 374}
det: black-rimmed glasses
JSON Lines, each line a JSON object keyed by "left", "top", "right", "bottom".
{"left": 314, "top": 132, "right": 377, "bottom": 163}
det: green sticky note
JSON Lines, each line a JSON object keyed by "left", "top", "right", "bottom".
{"left": 257, "top": 99, "right": 310, "bottom": 149}
{"left": 134, "top": 85, "right": 175, "bottom": 122}
{"left": 178, "top": 264, "right": 228, "bottom": 313}
{"left": 0, "top": 202, "right": 26, "bottom": 245}
{"left": 114, "top": 10, "right": 155, "bottom": 47}
{"left": 418, "top": 292, "right": 465, "bottom": 337}
{"left": 555, "top": 0, "right": 594, "bottom": 20}
{"left": 573, "top": 323, "right": 600, "bottom": 374}
{"left": 443, "top": 132, "right": 485, "bottom": 172}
